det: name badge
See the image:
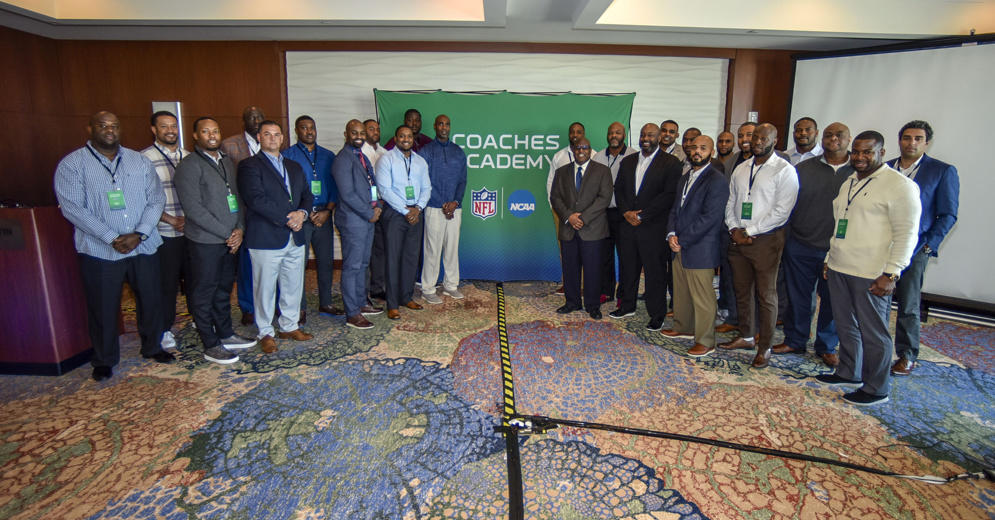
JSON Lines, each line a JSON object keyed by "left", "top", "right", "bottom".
{"left": 107, "top": 190, "right": 126, "bottom": 210}
{"left": 405, "top": 185, "right": 416, "bottom": 203}
{"left": 741, "top": 202, "right": 753, "bottom": 220}
{"left": 836, "top": 219, "right": 848, "bottom": 239}
{"left": 311, "top": 181, "right": 322, "bottom": 195}
{"left": 227, "top": 194, "right": 239, "bottom": 213}
{"left": 371, "top": 186, "right": 378, "bottom": 202}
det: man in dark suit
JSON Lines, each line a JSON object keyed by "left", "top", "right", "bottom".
{"left": 332, "top": 119, "right": 384, "bottom": 329}
{"left": 610, "top": 123, "right": 683, "bottom": 330}
{"left": 661, "top": 136, "right": 729, "bottom": 356}
{"left": 887, "top": 120, "right": 959, "bottom": 376}
{"left": 221, "top": 106, "right": 266, "bottom": 326}
{"left": 550, "top": 138, "right": 614, "bottom": 320}
{"left": 237, "top": 120, "right": 315, "bottom": 354}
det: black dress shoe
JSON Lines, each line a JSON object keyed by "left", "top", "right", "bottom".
{"left": 588, "top": 309, "right": 602, "bottom": 320}
{"left": 145, "top": 351, "right": 177, "bottom": 364}
{"left": 370, "top": 291, "right": 387, "bottom": 302}
{"left": 240, "top": 312, "right": 254, "bottom": 326}
{"left": 319, "top": 305, "right": 345, "bottom": 316}
{"left": 298, "top": 310, "right": 307, "bottom": 327}
{"left": 92, "top": 366, "right": 112, "bottom": 382}
{"left": 646, "top": 318, "right": 664, "bottom": 331}
{"left": 556, "top": 304, "right": 581, "bottom": 314}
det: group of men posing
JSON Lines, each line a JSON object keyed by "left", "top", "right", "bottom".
{"left": 55, "top": 107, "right": 467, "bottom": 381}
{"left": 547, "top": 117, "right": 958, "bottom": 406}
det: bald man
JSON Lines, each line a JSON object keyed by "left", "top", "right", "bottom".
{"left": 54, "top": 111, "right": 175, "bottom": 381}
{"left": 662, "top": 136, "right": 730, "bottom": 356}
{"left": 719, "top": 123, "right": 799, "bottom": 368}
{"left": 593, "top": 122, "right": 637, "bottom": 304}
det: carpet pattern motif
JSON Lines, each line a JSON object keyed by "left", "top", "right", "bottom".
{"left": 1, "top": 280, "right": 993, "bottom": 519}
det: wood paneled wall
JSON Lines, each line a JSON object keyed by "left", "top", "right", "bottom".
{"left": 0, "top": 26, "right": 796, "bottom": 207}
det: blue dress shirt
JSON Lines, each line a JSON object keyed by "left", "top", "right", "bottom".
{"left": 282, "top": 142, "right": 338, "bottom": 209}
{"left": 420, "top": 138, "right": 468, "bottom": 209}
{"left": 375, "top": 147, "right": 432, "bottom": 214}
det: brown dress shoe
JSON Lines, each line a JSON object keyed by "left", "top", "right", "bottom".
{"left": 387, "top": 309, "right": 401, "bottom": 320}
{"left": 346, "top": 314, "right": 374, "bottom": 329}
{"left": 666, "top": 311, "right": 675, "bottom": 318}
{"left": 891, "top": 358, "right": 915, "bottom": 376}
{"left": 240, "top": 312, "right": 255, "bottom": 326}
{"left": 718, "top": 337, "right": 755, "bottom": 350}
{"left": 319, "top": 305, "right": 345, "bottom": 316}
{"left": 555, "top": 286, "right": 565, "bottom": 294}
{"left": 771, "top": 343, "right": 804, "bottom": 355}
{"left": 821, "top": 353, "right": 840, "bottom": 367}
{"left": 687, "top": 344, "right": 715, "bottom": 358}
{"left": 661, "top": 329, "right": 694, "bottom": 339}
{"left": 404, "top": 301, "right": 423, "bottom": 310}
{"left": 298, "top": 310, "right": 306, "bottom": 327}
{"left": 360, "top": 305, "right": 384, "bottom": 315}
{"left": 260, "top": 335, "right": 278, "bottom": 353}
{"left": 751, "top": 349, "right": 772, "bottom": 368}
{"left": 714, "top": 323, "right": 737, "bottom": 333}
{"left": 277, "top": 329, "right": 314, "bottom": 341}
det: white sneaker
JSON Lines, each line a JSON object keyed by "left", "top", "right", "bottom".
{"left": 423, "top": 291, "right": 443, "bottom": 305}
{"left": 221, "top": 335, "right": 257, "bottom": 349}
{"left": 161, "top": 331, "right": 177, "bottom": 349}
{"left": 443, "top": 287, "right": 465, "bottom": 299}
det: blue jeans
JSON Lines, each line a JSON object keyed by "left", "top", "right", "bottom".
{"left": 782, "top": 237, "right": 838, "bottom": 354}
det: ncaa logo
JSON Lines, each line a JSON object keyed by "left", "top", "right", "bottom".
{"left": 471, "top": 187, "right": 498, "bottom": 220}
{"left": 507, "top": 189, "right": 536, "bottom": 218}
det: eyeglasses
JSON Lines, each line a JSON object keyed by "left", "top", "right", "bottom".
{"left": 574, "top": 146, "right": 592, "bottom": 150}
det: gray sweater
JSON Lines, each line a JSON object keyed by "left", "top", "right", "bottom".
{"left": 174, "top": 149, "right": 244, "bottom": 244}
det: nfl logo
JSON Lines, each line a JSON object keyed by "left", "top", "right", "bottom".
{"left": 471, "top": 188, "right": 498, "bottom": 220}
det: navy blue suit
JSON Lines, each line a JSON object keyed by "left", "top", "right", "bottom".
{"left": 667, "top": 164, "right": 728, "bottom": 270}
{"left": 886, "top": 154, "right": 959, "bottom": 362}
{"left": 237, "top": 152, "right": 313, "bottom": 250}
{"left": 332, "top": 145, "right": 380, "bottom": 318}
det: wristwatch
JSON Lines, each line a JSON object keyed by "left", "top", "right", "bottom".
{"left": 139, "top": 233, "right": 148, "bottom": 241}
{"left": 883, "top": 272, "right": 900, "bottom": 282}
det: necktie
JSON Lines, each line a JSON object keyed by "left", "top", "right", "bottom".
{"left": 575, "top": 166, "right": 583, "bottom": 192}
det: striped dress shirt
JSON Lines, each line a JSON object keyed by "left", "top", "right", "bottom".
{"left": 141, "top": 144, "right": 187, "bottom": 238}
{"left": 54, "top": 142, "right": 165, "bottom": 260}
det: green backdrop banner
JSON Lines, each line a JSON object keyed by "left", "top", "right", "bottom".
{"left": 374, "top": 90, "right": 634, "bottom": 282}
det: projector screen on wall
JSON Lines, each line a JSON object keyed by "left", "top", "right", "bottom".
{"left": 790, "top": 43, "right": 994, "bottom": 305}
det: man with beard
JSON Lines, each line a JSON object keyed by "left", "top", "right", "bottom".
{"left": 816, "top": 131, "right": 920, "bottom": 406}
{"left": 660, "top": 120, "right": 684, "bottom": 161}
{"left": 238, "top": 121, "right": 315, "bottom": 354}
{"left": 281, "top": 116, "right": 344, "bottom": 323}
{"left": 222, "top": 106, "right": 265, "bottom": 326}
{"left": 610, "top": 123, "right": 683, "bottom": 330}
{"left": 593, "top": 122, "right": 637, "bottom": 305}
{"left": 887, "top": 121, "right": 959, "bottom": 377}
{"left": 787, "top": 117, "right": 823, "bottom": 166}
{"left": 377, "top": 125, "right": 432, "bottom": 320}
{"left": 550, "top": 138, "right": 613, "bottom": 319}
{"left": 719, "top": 123, "right": 798, "bottom": 369}
{"left": 774, "top": 122, "right": 854, "bottom": 367}
{"left": 716, "top": 122, "right": 759, "bottom": 333}
{"left": 385, "top": 109, "right": 432, "bottom": 152}
{"left": 175, "top": 117, "right": 255, "bottom": 364}
{"left": 420, "top": 115, "right": 468, "bottom": 304}
{"left": 54, "top": 111, "right": 175, "bottom": 381}
{"left": 716, "top": 131, "right": 736, "bottom": 168}
{"left": 141, "top": 111, "right": 189, "bottom": 351}
{"left": 361, "top": 118, "right": 388, "bottom": 302}
{"left": 662, "top": 136, "right": 729, "bottom": 356}
{"left": 332, "top": 120, "right": 384, "bottom": 329}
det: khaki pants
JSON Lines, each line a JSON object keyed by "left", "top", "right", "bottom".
{"left": 672, "top": 251, "right": 718, "bottom": 347}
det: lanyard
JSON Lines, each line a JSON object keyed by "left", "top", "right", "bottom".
{"left": 900, "top": 160, "right": 921, "bottom": 179}
{"left": 844, "top": 177, "right": 873, "bottom": 216}
{"left": 274, "top": 158, "right": 292, "bottom": 201}
{"left": 681, "top": 167, "right": 703, "bottom": 205}
{"left": 86, "top": 145, "right": 121, "bottom": 186}
{"left": 403, "top": 154, "right": 412, "bottom": 182}
{"left": 748, "top": 160, "right": 764, "bottom": 197}
{"left": 297, "top": 143, "right": 317, "bottom": 174}
{"left": 197, "top": 150, "right": 232, "bottom": 194}
{"left": 606, "top": 147, "right": 624, "bottom": 170}
{"left": 154, "top": 144, "right": 182, "bottom": 170}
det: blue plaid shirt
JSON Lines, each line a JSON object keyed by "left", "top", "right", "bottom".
{"left": 54, "top": 142, "right": 165, "bottom": 260}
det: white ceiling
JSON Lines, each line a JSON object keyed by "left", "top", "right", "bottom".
{"left": 1, "top": 0, "right": 993, "bottom": 51}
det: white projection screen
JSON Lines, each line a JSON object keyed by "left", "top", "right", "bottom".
{"left": 286, "top": 51, "right": 727, "bottom": 157}
{"left": 791, "top": 43, "right": 994, "bottom": 306}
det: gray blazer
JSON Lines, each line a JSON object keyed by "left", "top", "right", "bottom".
{"left": 174, "top": 149, "right": 244, "bottom": 244}
{"left": 549, "top": 160, "right": 613, "bottom": 241}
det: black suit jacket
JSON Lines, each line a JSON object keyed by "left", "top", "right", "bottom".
{"left": 614, "top": 148, "right": 683, "bottom": 240}
{"left": 237, "top": 152, "right": 313, "bottom": 250}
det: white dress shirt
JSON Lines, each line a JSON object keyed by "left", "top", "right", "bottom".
{"left": 361, "top": 141, "right": 388, "bottom": 169}
{"left": 725, "top": 153, "right": 799, "bottom": 237}
{"left": 546, "top": 146, "right": 574, "bottom": 198}
{"left": 244, "top": 131, "right": 261, "bottom": 156}
{"left": 635, "top": 147, "right": 660, "bottom": 195}
{"left": 787, "top": 142, "right": 824, "bottom": 166}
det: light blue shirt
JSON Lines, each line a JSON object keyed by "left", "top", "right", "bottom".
{"left": 54, "top": 142, "right": 165, "bottom": 260}
{"left": 374, "top": 147, "right": 432, "bottom": 214}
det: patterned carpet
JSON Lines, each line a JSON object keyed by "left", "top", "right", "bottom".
{"left": 1, "top": 276, "right": 994, "bottom": 519}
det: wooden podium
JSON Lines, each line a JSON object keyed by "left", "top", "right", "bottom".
{"left": 0, "top": 207, "right": 92, "bottom": 375}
